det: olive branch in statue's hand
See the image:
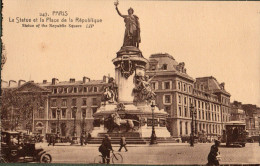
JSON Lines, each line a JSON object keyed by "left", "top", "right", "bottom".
{"left": 114, "top": 0, "right": 119, "bottom": 7}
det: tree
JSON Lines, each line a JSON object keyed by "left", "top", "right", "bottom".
{"left": 1, "top": 88, "right": 45, "bottom": 131}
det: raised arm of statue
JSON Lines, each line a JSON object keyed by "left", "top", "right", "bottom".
{"left": 115, "top": 6, "right": 126, "bottom": 18}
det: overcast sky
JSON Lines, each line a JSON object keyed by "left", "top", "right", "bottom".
{"left": 2, "top": 0, "right": 260, "bottom": 106}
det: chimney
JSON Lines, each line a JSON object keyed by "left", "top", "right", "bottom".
{"left": 18, "top": 80, "right": 26, "bottom": 87}
{"left": 43, "top": 80, "right": 47, "bottom": 84}
{"left": 220, "top": 82, "right": 225, "bottom": 90}
{"left": 103, "top": 76, "right": 107, "bottom": 83}
{"left": 52, "top": 78, "right": 59, "bottom": 85}
{"left": 83, "top": 77, "right": 90, "bottom": 84}
{"left": 70, "top": 78, "right": 75, "bottom": 83}
{"left": 9, "top": 80, "right": 17, "bottom": 87}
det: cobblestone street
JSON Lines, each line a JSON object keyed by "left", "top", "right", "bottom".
{"left": 38, "top": 142, "right": 260, "bottom": 164}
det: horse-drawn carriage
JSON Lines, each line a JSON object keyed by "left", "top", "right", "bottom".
{"left": 1, "top": 131, "right": 52, "bottom": 163}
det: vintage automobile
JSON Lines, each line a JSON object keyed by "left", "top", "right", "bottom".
{"left": 1, "top": 131, "right": 52, "bottom": 163}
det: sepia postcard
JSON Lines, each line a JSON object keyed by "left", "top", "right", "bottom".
{"left": 1, "top": 0, "right": 260, "bottom": 165}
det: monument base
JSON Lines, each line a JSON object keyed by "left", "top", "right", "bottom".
{"left": 92, "top": 103, "right": 171, "bottom": 138}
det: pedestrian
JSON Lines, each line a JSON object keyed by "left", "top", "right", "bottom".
{"left": 258, "top": 134, "right": 260, "bottom": 146}
{"left": 118, "top": 135, "right": 128, "bottom": 152}
{"left": 48, "top": 134, "right": 55, "bottom": 146}
{"left": 207, "top": 140, "right": 221, "bottom": 166}
{"left": 99, "top": 134, "right": 113, "bottom": 164}
{"left": 80, "top": 134, "right": 85, "bottom": 146}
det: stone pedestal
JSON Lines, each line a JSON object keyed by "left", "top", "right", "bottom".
{"left": 92, "top": 46, "right": 171, "bottom": 139}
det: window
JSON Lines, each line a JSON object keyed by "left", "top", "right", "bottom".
{"left": 178, "top": 82, "right": 181, "bottom": 90}
{"left": 164, "top": 95, "right": 171, "bottom": 104}
{"left": 72, "top": 98, "right": 77, "bottom": 106}
{"left": 180, "top": 121, "right": 182, "bottom": 135}
{"left": 72, "top": 109, "right": 77, "bottom": 119}
{"left": 202, "top": 110, "right": 204, "bottom": 119}
{"left": 62, "top": 109, "right": 66, "bottom": 118}
{"left": 82, "top": 108, "right": 86, "bottom": 118}
{"left": 64, "top": 88, "right": 68, "bottom": 93}
{"left": 52, "top": 109, "right": 56, "bottom": 119}
{"left": 184, "top": 107, "right": 187, "bottom": 117}
{"left": 201, "top": 85, "right": 204, "bottom": 90}
{"left": 164, "top": 106, "right": 171, "bottom": 115}
{"left": 184, "top": 97, "right": 187, "bottom": 105}
{"left": 179, "top": 107, "right": 182, "bottom": 116}
{"left": 62, "top": 99, "right": 67, "bottom": 107}
{"left": 164, "top": 82, "right": 170, "bottom": 89}
{"left": 93, "top": 87, "right": 98, "bottom": 92}
{"left": 51, "top": 99, "right": 57, "bottom": 107}
{"left": 92, "top": 98, "right": 97, "bottom": 106}
{"left": 198, "top": 101, "right": 201, "bottom": 108}
{"left": 184, "top": 84, "right": 186, "bottom": 92}
{"left": 188, "top": 86, "right": 191, "bottom": 93}
{"left": 38, "top": 108, "right": 44, "bottom": 119}
{"left": 151, "top": 82, "right": 156, "bottom": 90}
{"left": 178, "top": 95, "right": 181, "bottom": 104}
{"left": 199, "top": 110, "right": 201, "bottom": 119}
{"left": 202, "top": 102, "right": 204, "bottom": 109}
{"left": 53, "top": 88, "right": 58, "bottom": 94}
{"left": 185, "top": 122, "right": 188, "bottom": 135}
{"left": 194, "top": 100, "right": 197, "bottom": 107}
{"left": 83, "top": 87, "right": 88, "bottom": 92}
{"left": 82, "top": 98, "right": 87, "bottom": 106}
{"left": 162, "top": 64, "right": 167, "bottom": 70}
{"left": 73, "top": 87, "right": 78, "bottom": 93}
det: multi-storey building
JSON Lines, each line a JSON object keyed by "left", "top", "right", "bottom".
{"left": 242, "top": 104, "right": 260, "bottom": 137}
{"left": 1, "top": 77, "right": 109, "bottom": 137}
{"left": 146, "top": 53, "right": 231, "bottom": 139}
{"left": 230, "top": 101, "right": 246, "bottom": 122}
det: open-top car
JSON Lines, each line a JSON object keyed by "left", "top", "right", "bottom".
{"left": 1, "top": 131, "right": 52, "bottom": 163}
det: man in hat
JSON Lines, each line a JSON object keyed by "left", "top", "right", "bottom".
{"left": 207, "top": 140, "right": 221, "bottom": 166}
{"left": 100, "top": 134, "right": 113, "bottom": 164}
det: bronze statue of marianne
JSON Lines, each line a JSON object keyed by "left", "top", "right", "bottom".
{"left": 115, "top": 1, "right": 141, "bottom": 48}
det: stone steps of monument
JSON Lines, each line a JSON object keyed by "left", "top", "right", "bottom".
{"left": 143, "top": 137, "right": 178, "bottom": 143}
{"left": 88, "top": 137, "right": 147, "bottom": 144}
{"left": 88, "top": 137, "right": 178, "bottom": 144}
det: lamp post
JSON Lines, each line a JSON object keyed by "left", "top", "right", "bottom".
{"left": 194, "top": 109, "right": 197, "bottom": 135}
{"left": 150, "top": 100, "right": 157, "bottom": 145}
{"left": 71, "top": 106, "right": 78, "bottom": 145}
{"left": 81, "top": 111, "right": 86, "bottom": 146}
{"left": 190, "top": 103, "right": 194, "bottom": 147}
{"left": 56, "top": 108, "right": 61, "bottom": 143}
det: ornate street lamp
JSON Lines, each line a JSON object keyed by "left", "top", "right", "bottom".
{"left": 150, "top": 100, "right": 157, "bottom": 145}
{"left": 56, "top": 108, "right": 61, "bottom": 143}
{"left": 190, "top": 103, "right": 194, "bottom": 147}
{"left": 71, "top": 106, "right": 78, "bottom": 145}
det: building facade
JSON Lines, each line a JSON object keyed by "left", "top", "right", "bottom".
{"left": 1, "top": 77, "right": 109, "bottom": 138}
{"left": 230, "top": 101, "right": 246, "bottom": 122}
{"left": 146, "top": 53, "right": 231, "bottom": 139}
{"left": 242, "top": 104, "right": 260, "bottom": 137}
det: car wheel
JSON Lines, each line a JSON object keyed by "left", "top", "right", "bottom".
{"left": 40, "top": 153, "right": 52, "bottom": 163}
